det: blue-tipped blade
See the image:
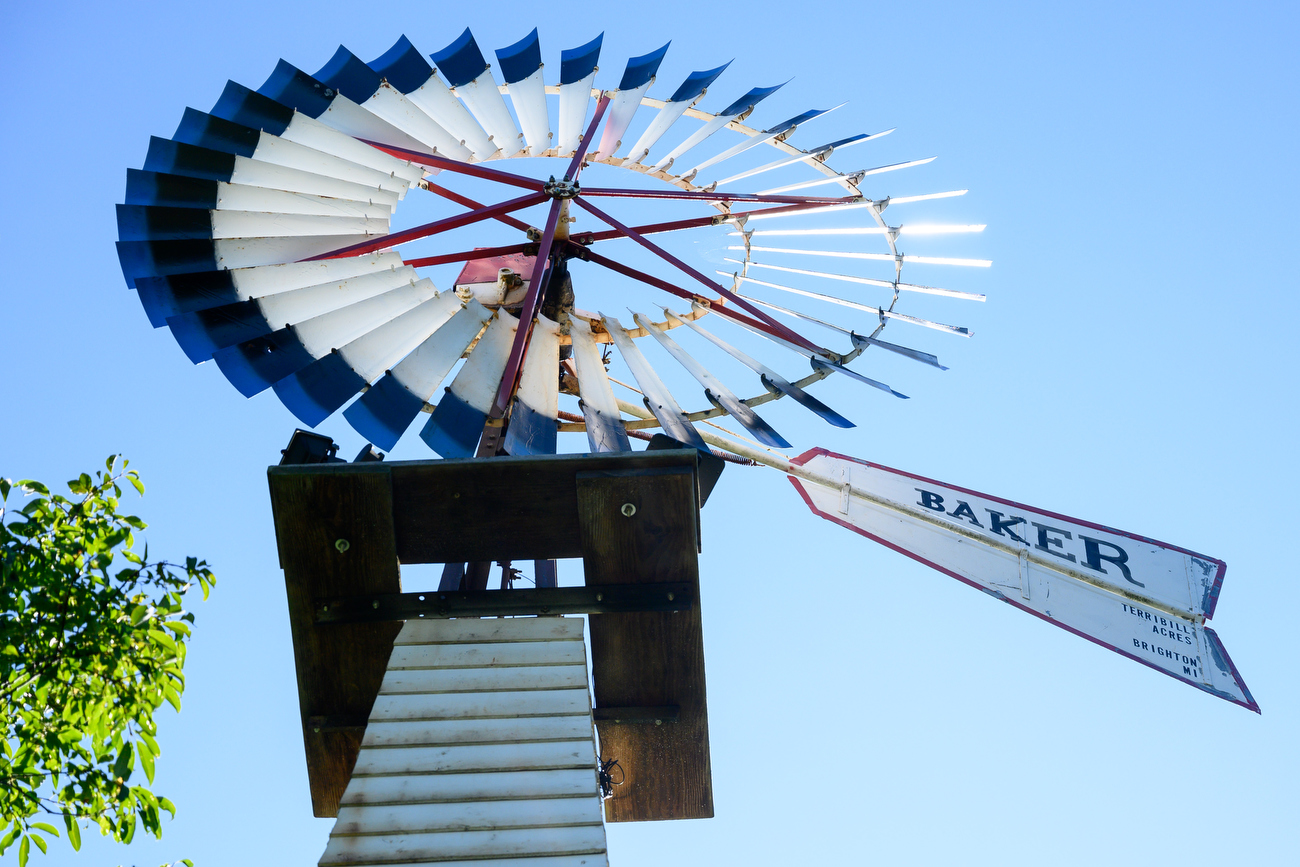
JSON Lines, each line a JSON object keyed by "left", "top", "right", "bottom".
{"left": 258, "top": 60, "right": 335, "bottom": 118}
{"left": 669, "top": 61, "right": 731, "bottom": 103}
{"left": 619, "top": 42, "right": 669, "bottom": 90}
{"left": 143, "top": 137, "right": 237, "bottom": 182}
{"left": 166, "top": 301, "right": 272, "bottom": 363}
{"left": 134, "top": 271, "right": 238, "bottom": 326}
{"left": 811, "top": 358, "right": 909, "bottom": 399}
{"left": 495, "top": 28, "right": 541, "bottom": 85}
{"left": 315, "top": 46, "right": 383, "bottom": 103}
{"left": 761, "top": 373, "right": 854, "bottom": 428}
{"left": 763, "top": 107, "right": 835, "bottom": 136}
{"left": 272, "top": 352, "right": 368, "bottom": 427}
{"left": 429, "top": 28, "right": 488, "bottom": 89}
{"left": 116, "top": 240, "right": 217, "bottom": 289}
{"left": 210, "top": 81, "right": 295, "bottom": 133}
{"left": 212, "top": 327, "right": 316, "bottom": 397}
{"left": 368, "top": 35, "right": 433, "bottom": 94}
{"left": 559, "top": 33, "right": 602, "bottom": 85}
{"left": 343, "top": 373, "right": 426, "bottom": 451}
{"left": 117, "top": 205, "right": 212, "bottom": 242}
{"left": 502, "top": 401, "right": 556, "bottom": 456}
{"left": 419, "top": 390, "right": 485, "bottom": 458}
{"left": 125, "top": 170, "right": 218, "bottom": 209}
{"left": 173, "top": 108, "right": 260, "bottom": 157}
{"left": 719, "top": 82, "right": 786, "bottom": 118}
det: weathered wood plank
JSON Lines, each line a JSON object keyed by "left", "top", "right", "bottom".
{"left": 379, "top": 664, "right": 589, "bottom": 695}
{"left": 339, "top": 768, "right": 600, "bottom": 806}
{"left": 361, "top": 716, "right": 595, "bottom": 748}
{"left": 319, "top": 824, "right": 607, "bottom": 865}
{"left": 395, "top": 617, "right": 583, "bottom": 645}
{"left": 351, "top": 740, "right": 597, "bottom": 776}
{"left": 386, "top": 640, "right": 586, "bottom": 670}
{"left": 332, "top": 796, "right": 605, "bottom": 835}
{"left": 577, "top": 466, "right": 713, "bottom": 823}
{"left": 319, "top": 857, "right": 605, "bottom": 867}
{"left": 269, "top": 467, "right": 402, "bottom": 818}
{"left": 369, "top": 689, "right": 591, "bottom": 721}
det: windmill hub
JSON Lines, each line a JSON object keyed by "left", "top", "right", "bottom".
{"left": 543, "top": 176, "right": 581, "bottom": 199}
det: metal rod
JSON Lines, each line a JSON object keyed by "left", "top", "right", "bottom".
{"left": 361, "top": 141, "right": 546, "bottom": 191}
{"left": 569, "top": 200, "right": 839, "bottom": 245}
{"left": 423, "top": 182, "right": 532, "bottom": 233}
{"left": 305, "top": 192, "right": 547, "bottom": 261}
{"left": 572, "top": 197, "right": 827, "bottom": 355}
{"left": 578, "top": 186, "right": 857, "bottom": 206}
{"left": 564, "top": 94, "right": 610, "bottom": 182}
{"left": 315, "top": 582, "right": 695, "bottom": 624}
{"left": 405, "top": 242, "right": 533, "bottom": 269}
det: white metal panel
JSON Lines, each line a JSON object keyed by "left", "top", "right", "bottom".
{"left": 602, "top": 314, "right": 707, "bottom": 450}
{"left": 505, "top": 67, "right": 552, "bottom": 156}
{"left": 443, "top": 312, "right": 519, "bottom": 412}
{"left": 213, "top": 184, "right": 393, "bottom": 219}
{"left": 212, "top": 235, "right": 374, "bottom": 270}
{"left": 592, "top": 83, "right": 653, "bottom": 160}
{"left": 567, "top": 316, "right": 629, "bottom": 453}
{"left": 361, "top": 715, "right": 594, "bottom": 748}
{"left": 315, "top": 94, "right": 430, "bottom": 153}
{"left": 502, "top": 314, "right": 560, "bottom": 456}
{"left": 361, "top": 83, "right": 475, "bottom": 162}
{"left": 650, "top": 113, "right": 733, "bottom": 172}
{"left": 404, "top": 74, "right": 497, "bottom": 161}
{"left": 322, "top": 617, "right": 605, "bottom": 867}
{"left": 208, "top": 211, "right": 387, "bottom": 240}
{"left": 556, "top": 76, "right": 596, "bottom": 156}
{"left": 227, "top": 251, "right": 403, "bottom": 298}
{"left": 339, "top": 768, "right": 598, "bottom": 806}
{"left": 227, "top": 156, "right": 396, "bottom": 202}
{"left": 386, "top": 299, "right": 492, "bottom": 398}
{"left": 623, "top": 98, "right": 693, "bottom": 165}
{"left": 456, "top": 74, "right": 524, "bottom": 157}
{"left": 293, "top": 281, "right": 437, "bottom": 357}
{"left": 281, "top": 112, "right": 424, "bottom": 185}
{"left": 323, "top": 853, "right": 604, "bottom": 867}
{"left": 380, "top": 663, "right": 588, "bottom": 695}
{"left": 250, "top": 135, "right": 412, "bottom": 195}
{"left": 257, "top": 267, "right": 417, "bottom": 327}
{"left": 334, "top": 291, "right": 462, "bottom": 384}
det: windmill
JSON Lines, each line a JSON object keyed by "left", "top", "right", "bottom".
{"left": 114, "top": 27, "right": 1256, "bottom": 866}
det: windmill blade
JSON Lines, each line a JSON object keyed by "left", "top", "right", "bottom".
{"left": 757, "top": 156, "right": 936, "bottom": 196}
{"left": 677, "top": 106, "right": 840, "bottom": 180}
{"left": 210, "top": 80, "right": 424, "bottom": 186}
{"left": 851, "top": 335, "right": 947, "bottom": 370}
{"left": 116, "top": 234, "right": 375, "bottom": 290}
{"left": 810, "top": 357, "right": 908, "bottom": 399}
{"left": 257, "top": 60, "right": 431, "bottom": 153}
{"left": 715, "top": 132, "right": 888, "bottom": 186}
{"left": 212, "top": 279, "right": 438, "bottom": 397}
{"left": 314, "top": 45, "right": 475, "bottom": 163}
{"left": 420, "top": 311, "right": 520, "bottom": 458}
{"left": 567, "top": 315, "right": 631, "bottom": 453}
{"left": 592, "top": 42, "right": 670, "bottom": 161}
{"left": 784, "top": 449, "right": 1257, "bottom": 712}
{"left": 739, "top": 225, "right": 985, "bottom": 238}
{"left": 650, "top": 82, "right": 785, "bottom": 173}
{"left": 624, "top": 61, "right": 731, "bottom": 164}
{"left": 496, "top": 29, "right": 551, "bottom": 157}
{"left": 115, "top": 205, "right": 388, "bottom": 242}
{"left": 738, "top": 244, "right": 993, "bottom": 268}
{"left": 133, "top": 252, "right": 403, "bottom": 326}
{"left": 142, "top": 137, "right": 400, "bottom": 205}
{"left": 166, "top": 266, "right": 419, "bottom": 362}
{"left": 172, "top": 109, "right": 410, "bottom": 198}
{"left": 728, "top": 274, "right": 973, "bottom": 337}
{"left": 556, "top": 34, "right": 602, "bottom": 157}
{"left": 730, "top": 258, "right": 986, "bottom": 302}
{"left": 633, "top": 312, "right": 791, "bottom": 449}
{"left": 367, "top": 35, "right": 497, "bottom": 162}
{"left": 601, "top": 314, "right": 708, "bottom": 451}
{"left": 344, "top": 299, "right": 493, "bottom": 450}
{"left": 272, "top": 291, "right": 465, "bottom": 427}
{"left": 502, "top": 314, "right": 561, "bottom": 456}
{"left": 662, "top": 307, "right": 854, "bottom": 428}
{"left": 429, "top": 29, "right": 524, "bottom": 157}
{"left": 884, "top": 190, "right": 970, "bottom": 206}
{"left": 126, "top": 170, "right": 393, "bottom": 220}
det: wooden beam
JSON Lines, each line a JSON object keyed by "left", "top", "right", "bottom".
{"left": 268, "top": 469, "right": 402, "bottom": 818}
{"left": 578, "top": 466, "right": 714, "bottom": 822}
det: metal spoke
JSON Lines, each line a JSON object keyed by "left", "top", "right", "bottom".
{"left": 579, "top": 186, "right": 858, "bottom": 206}
{"left": 405, "top": 243, "right": 532, "bottom": 269}
{"left": 361, "top": 140, "right": 546, "bottom": 191}
{"left": 423, "top": 182, "right": 532, "bottom": 233}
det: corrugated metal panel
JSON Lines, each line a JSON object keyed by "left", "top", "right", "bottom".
{"left": 319, "top": 617, "right": 607, "bottom": 867}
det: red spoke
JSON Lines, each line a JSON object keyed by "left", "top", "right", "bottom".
{"left": 572, "top": 201, "right": 844, "bottom": 245}
{"left": 304, "top": 192, "right": 547, "bottom": 261}
{"left": 563, "top": 94, "right": 610, "bottom": 182}
{"left": 571, "top": 196, "right": 825, "bottom": 355}
{"left": 579, "top": 186, "right": 856, "bottom": 206}
{"left": 360, "top": 140, "right": 545, "bottom": 191}
{"left": 569, "top": 244, "right": 808, "bottom": 346}
{"left": 424, "top": 182, "right": 532, "bottom": 233}
{"left": 406, "top": 243, "right": 532, "bottom": 269}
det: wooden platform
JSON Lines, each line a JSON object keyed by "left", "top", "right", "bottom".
{"left": 268, "top": 449, "right": 713, "bottom": 822}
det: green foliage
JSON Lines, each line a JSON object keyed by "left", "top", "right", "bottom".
{"left": 0, "top": 458, "right": 214, "bottom": 864}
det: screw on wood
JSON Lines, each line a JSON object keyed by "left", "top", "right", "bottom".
{"left": 334, "top": 539, "right": 350, "bottom": 553}
{"left": 621, "top": 503, "right": 637, "bottom": 517}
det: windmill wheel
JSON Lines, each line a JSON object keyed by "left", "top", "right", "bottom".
{"left": 115, "top": 29, "right": 988, "bottom": 460}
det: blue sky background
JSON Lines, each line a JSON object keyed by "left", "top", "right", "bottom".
{"left": 3, "top": 1, "right": 1297, "bottom": 864}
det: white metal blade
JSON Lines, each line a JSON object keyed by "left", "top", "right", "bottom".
{"left": 388, "top": 300, "right": 493, "bottom": 398}
{"left": 456, "top": 73, "right": 525, "bottom": 158}
{"left": 601, "top": 314, "right": 708, "bottom": 450}
{"left": 257, "top": 267, "right": 419, "bottom": 330}
{"left": 567, "top": 315, "right": 631, "bottom": 453}
{"left": 757, "top": 157, "right": 935, "bottom": 195}
{"left": 502, "top": 315, "right": 561, "bottom": 456}
{"left": 360, "top": 83, "right": 475, "bottom": 162}
{"left": 504, "top": 67, "right": 552, "bottom": 157}
{"left": 249, "top": 135, "right": 411, "bottom": 196}
{"left": 403, "top": 74, "right": 497, "bottom": 161}
{"left": 728, "top": 258, "right": 986, "bottom": 301}
{"left": 556, "top": 75, "right": 596, "bottom": 156}
{"left": 737, "top": 245, "right": 993, "bottom": 268}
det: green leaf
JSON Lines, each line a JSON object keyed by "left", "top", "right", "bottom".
{"left": 29, "top": 823, "right": 58, "bottom": 838}
{"left": 1, "top": 477, "right": 10, "bottom": 500}
{"left": 140, "top": 743, "right": 156, "bottom": 783}
{"left": 0, "top": 825, "right": 20, "bottom": 856}
{"left": 112, "top": 741, "right": 134, "bottom": 780}
{"left": 139, "top": 730, "right": 161, "bottom": 757}
{"left": 163, "top": 621, "right": 192, "bottom": 637}
{"left": 158, "top": 797, "right": 177, "bottom": 819}
{"left": 17, "top": 480, "right": 49, "bottom": 496}
{"left": 17, "top": 835, "right": 28, "bottom": 867}
{"left": 29, "top": 834, "right": 46, "bottom": 855}
{"left": 63, "top": 814, "right": 81, "bottom": 852}
{"left": 127, "top": 474, "right": 145, "bottom": 496}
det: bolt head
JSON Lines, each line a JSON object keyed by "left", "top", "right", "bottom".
{"left": 620, "top": 503, "right": 637, "bottom": 517}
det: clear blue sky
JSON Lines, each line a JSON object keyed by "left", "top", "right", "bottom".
{"left": 3, "top": 1, "right": 1297, "bottom": 864}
